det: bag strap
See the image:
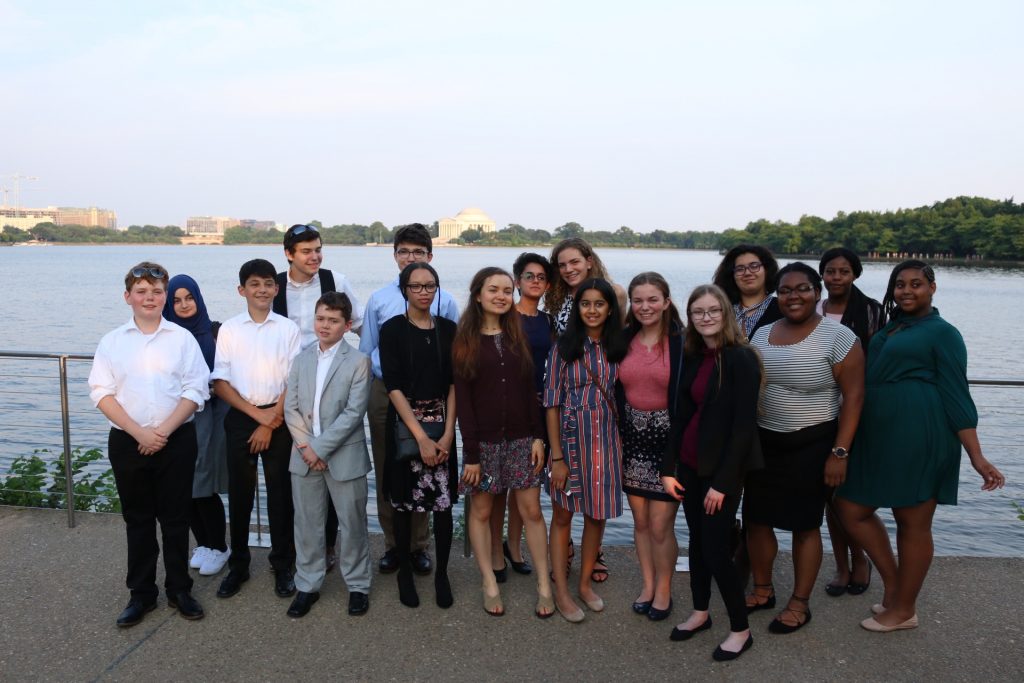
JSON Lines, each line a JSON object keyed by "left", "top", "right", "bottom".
{"left": 403, "top": 314, "right": 447, "bottom": 422}
{"left": 580, "top": 353, "right": 616, "bottom": 419}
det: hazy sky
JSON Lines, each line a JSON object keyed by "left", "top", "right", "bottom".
{"left": 3, "top": 0, "right": 1021, "bottom": 231}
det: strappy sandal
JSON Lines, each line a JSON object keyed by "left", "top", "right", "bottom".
{"left": 591, "top": 549, "right": 609, "bottom": 583}
{"left": 745, "top": 583, "right": 776, "bottom": 614}
{"left": 768, "top": 594, "right": 812, "bottom": 634}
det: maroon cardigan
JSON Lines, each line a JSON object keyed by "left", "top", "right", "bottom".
{"left": 454, "top": 335, "right": 545, "bottom": 464}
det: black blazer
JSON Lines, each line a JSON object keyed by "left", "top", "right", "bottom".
{"left": 614, "top": 322, "right": 686, "bottom": 420}
{"left": 661, "top": 345, "right": 763, "bottom": 496}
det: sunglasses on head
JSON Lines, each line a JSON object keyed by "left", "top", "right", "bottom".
{"left": 131, "top": 266, "right": 166, "bottom": 279}
{"left": 288, "top": 224, "right": 319, "bottom": 237}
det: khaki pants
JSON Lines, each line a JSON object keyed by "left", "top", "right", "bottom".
{"left": 369, "top": 378, "right": 430, "bottom": 552}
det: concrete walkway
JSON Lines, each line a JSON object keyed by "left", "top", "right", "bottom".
{"left": 0, "top": 507, "right": 1021, "bottom": 682}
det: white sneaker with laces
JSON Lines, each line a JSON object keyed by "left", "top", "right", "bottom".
{"left": 189, "top": 546, "right": 210, "bottom": 569}
{"left": 200, "top": 548, "right": 231, "bottom": 576}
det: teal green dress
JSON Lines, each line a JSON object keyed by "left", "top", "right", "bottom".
{"left": 838, "top": 309, "right": 977, "bottom": 507}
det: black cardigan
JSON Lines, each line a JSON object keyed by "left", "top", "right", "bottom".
{"left": 660, "top": 345, "right": 763, "bottom": 496}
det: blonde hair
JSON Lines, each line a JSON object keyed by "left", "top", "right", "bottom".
{"left": 683, "top": 284, "right": 746, "bottom": 355}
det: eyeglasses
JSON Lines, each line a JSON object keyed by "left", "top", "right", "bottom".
{"left": 777, "top": 284, "right": 815, "bottom": 296}
{"left": 520, "top": 272, "right": 547, "bottom": 283}
{"left": 130, "top": 266, "right": 166, "bottom": 279}
{"left": 287, "top": 224, "right": 319, "bottom": 237}
{"left": 396, "top": 248, "right": 429, "bottom": 258}
{"left": 405, "top": 283, "right": 438, "bottom": 293}
{"left": 733, "top": 262, "right": 763, "bottom": 275}
{"left": 689, "top": 307, "right": 723, "bottom": 320}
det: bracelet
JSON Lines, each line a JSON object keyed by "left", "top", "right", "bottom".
{"left": 551, "top": 457, "right": 564, "bottom": 462}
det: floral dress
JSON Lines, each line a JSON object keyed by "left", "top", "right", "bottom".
{"left": 543, "top": 337, "right": 623, "bottom": 519}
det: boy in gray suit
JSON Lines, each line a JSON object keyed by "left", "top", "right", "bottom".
{"left": 284, "top": 292, "right": 373, "bottom": 617}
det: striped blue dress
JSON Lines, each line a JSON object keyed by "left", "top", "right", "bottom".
{"left": 543, "top": 338, "right": 623, "bottom": 520}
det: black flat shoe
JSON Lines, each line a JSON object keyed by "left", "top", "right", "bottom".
{"left": 217, "top": 570, "right": 250, "bottom": 599}
{"left": 493, "top": 562, "right": 508, "bottom": 584}
{"left": 825, "top": 581, "right": 848, "bottom": 597}
{"left": 670, "top": 615, "right": 712, "bottom": 641}
{"left": 116, "top": 599, "right": 157, "bottom": 628}
{"left": 847, "top": 561, "right": 872, "bottom": 595}
{"left": 503, "top": 540, "right": 533, "bottom": 575}
{"left": 632, "top": 600, "right": 652, "bottom": 615}
{"left": 712, "top": 634, "right": 753, "bottom": 661}
{"left": 274, "top": 569, "right": 296, "bottom": 598}
{"left": 287, "top": 591, "right": 320, "bottom": 618}
{"left": 348, "top": 591, "right": 369, "bottom": 616}
{"left": 167, "top": 591, "right": 204, "bottom": 620}
{"left": 768, "top": 595, "right": 812, "bottom": 634}
{"left": 745, "top": 583, "right": 776, "bottom": 614}
{"left": 648, "top": 598, "right": 673, "bottom": 621}
{"left": 411, "top": 550, "right": 433, "bottom": 576}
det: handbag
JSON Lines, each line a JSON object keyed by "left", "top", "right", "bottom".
{"left": 393, "top": 317, "right": 446, "bottom": 462}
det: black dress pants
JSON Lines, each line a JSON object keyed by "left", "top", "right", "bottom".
{"left": 108, "top": 423, "right": 197, "bottom": 602}
{"left": 224, "top": 407, "right": 295, "bottom": 574}
{"left": 679, "top": 464, "right": 749, "bottom": 632}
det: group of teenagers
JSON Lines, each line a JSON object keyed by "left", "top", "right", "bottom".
{"left": 89, "top": 223, "right": 1006, "bottom": 662}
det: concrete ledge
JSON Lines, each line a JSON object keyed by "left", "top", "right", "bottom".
{"left": 0, "top": 507, "right": 1021, "bottom": 682}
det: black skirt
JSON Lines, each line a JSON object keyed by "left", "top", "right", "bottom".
{"left": 742, "top": 420, "right": 836, "bottom": 532}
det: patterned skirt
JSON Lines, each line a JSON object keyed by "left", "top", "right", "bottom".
{"left": 459, "top": 437, "right": 544, "bottom": 496}
{"left": 386, "top": 398, "right": 458, "bottom": 513}
{"left": 621, "top": 403, "right": 675, "bottom": 502}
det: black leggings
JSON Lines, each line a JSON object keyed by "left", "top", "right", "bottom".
{"left": 190, "top": 495, "right": 227, "bottom": 552}
{"left": 679, "top": 465, "right": 748, "bottom": 632}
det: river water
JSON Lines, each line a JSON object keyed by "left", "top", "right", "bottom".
{"left": 1, "top": 244, "right": 1021, "bottom": 556}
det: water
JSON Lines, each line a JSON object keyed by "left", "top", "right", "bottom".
{"left": 1, "top": 244, "right": 1022, "bottom": 556}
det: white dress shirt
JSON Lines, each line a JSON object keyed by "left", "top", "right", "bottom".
{"left": 311, "top": 341, "right": 341, "bottom": 437}
{"left": 286, "top": 271, "right": 364, "bottom": 349}
{"left": 211, "top": 310, "right": 301, "bottom": 406}
{"left": 89, "top": 317, "right": 210, "bottom": 429}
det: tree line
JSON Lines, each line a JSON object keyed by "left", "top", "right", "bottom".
{"left": 4, "top": 196, "right": 1022, "bottom": 259}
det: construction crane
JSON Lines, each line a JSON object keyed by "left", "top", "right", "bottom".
{"left": 1, "top": 173, "right": 40, "bottom": 212}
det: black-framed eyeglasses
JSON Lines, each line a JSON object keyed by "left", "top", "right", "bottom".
{"left": 777, "top": 284, "right": 815, "bottom": 296}
{"left": 287, "top": 224, "right": 320, "bottom": 238}
{"left": 130, "top": 266, "right": 166, "bottom": 279}
{"left": 405, "top": 283, "right": 438, "bottom": 293}
{"left": 689, "top": 307, "right": 724, "bottom": 320}
{"left": 396, "top": 248, "right": 429, "bottom": 258}
{"left": 733, "top": 262, "right": 763, "bottom": 275}
{"left": 520, "top": 272, "right": 547, "bottom": 283}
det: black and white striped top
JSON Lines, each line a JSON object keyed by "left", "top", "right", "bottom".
{"left": 751, "top": 317, "right": 857, "bottom": 432}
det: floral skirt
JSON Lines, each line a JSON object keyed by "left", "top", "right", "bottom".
{"left": 386, "top": 398, "right": 458, "bottom": 513}
{"left": 459, "top": 436, "right": 544, "bottom": 496}
{"left": 621, "top": 403, "right": 675, "bottom": 502}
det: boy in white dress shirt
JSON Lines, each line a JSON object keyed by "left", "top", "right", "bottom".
{"left": 89, "top": 261, "right": 210, "bottom": 627}
{"left": 211, "top": 259, "right": 301, "bottom": 600}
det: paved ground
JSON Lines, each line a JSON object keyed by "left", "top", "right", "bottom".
{"left": 0, "top": 507, "right": 1021, "bottom": 682}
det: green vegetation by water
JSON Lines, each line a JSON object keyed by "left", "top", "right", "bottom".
{"left": 4, "top": 196, "right": 1023, "bottom": 259}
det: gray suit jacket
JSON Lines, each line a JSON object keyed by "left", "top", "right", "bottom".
{"left": 285, "top": 340, "right": 372, "bottom": 482}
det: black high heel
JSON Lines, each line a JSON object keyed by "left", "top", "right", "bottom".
{"left": 503, "top": 540, "right": 533, "bottom": 575}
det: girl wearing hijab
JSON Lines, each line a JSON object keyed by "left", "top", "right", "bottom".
{"left": 163, "top": 274, "right": 231, "bottom": 576}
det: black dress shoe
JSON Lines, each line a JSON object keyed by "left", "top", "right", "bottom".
{"left": 168, "top": 591, "right": 205, "bottom": 620}
{"left": 348, "top": 591, "right": 370, "bottom": 616}
{"left": 632, "top": 600, "right": 652, "bottom": 615}
{"left": 287, "top": 591, "right": 320, "bottom": 618}
{"left": 275, "top": 569, "right": 297, "bottom": 598}
{"left": 411, "top": 550, "right": 433, "bottom": 576}
{"left": 116, "top": 599, "right": 156, "bottom": 628}
{"left": 217, "top": 570, "right": 250, "bottom": 599}
{"left": 712, "top": 634, "right": 753, "bottom": 661}
{"left": 378, "top": 550, "right": 399, "bottom": 574}
{"left": 670, "top": 615, "right": 712, "bottom": 641}
{"left": 503, "top": 540, "right": 533, "bottom": 575}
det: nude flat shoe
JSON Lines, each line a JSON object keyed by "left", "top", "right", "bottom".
{"left": 860, "top": 614, "right": 918, "bottom": 632}
{"left": 871, "top": 603, "right": 885, "bottom": 615}
{"left": 580, "top": 594, "right": 604, "bottom": 612}
{"left": 556, "top": 602, "right": 585, "bottom": 623}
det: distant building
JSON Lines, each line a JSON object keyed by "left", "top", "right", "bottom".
{"left": 1, "top": 205, "right": 117, "bottom": 230}
{"left": 56, "top": 206, "right": 118, "bottom": 229}
{"left": 438, "top": 207, "right": 496, "bottom": 241}
{"left": 237, "top": 219, "right": 277, "bottom": 231}
{"left": 186, "top": 216, "right": 238, "bottom": 235}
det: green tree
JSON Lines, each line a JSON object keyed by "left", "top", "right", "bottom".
{"left": 554, "top": 222, "right": 585, "bottom": 239}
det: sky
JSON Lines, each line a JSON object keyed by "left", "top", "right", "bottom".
{"left": 2, "top": 0, "right": 1022, "bottom": 232}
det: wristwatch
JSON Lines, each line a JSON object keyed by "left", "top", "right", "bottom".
{"left": 831, "top": 446, "right": 850, "bottom": 459}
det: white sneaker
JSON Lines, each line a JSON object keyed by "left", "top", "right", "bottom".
{"left": 200, "top": 548, "right": 231, "bottom": 576}
{"left": 189, "top": 546, "right": 210, "bottom": 569}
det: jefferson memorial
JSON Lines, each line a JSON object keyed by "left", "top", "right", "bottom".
{"left": 437, "top": 207, "right": 496, "bottom": 241}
